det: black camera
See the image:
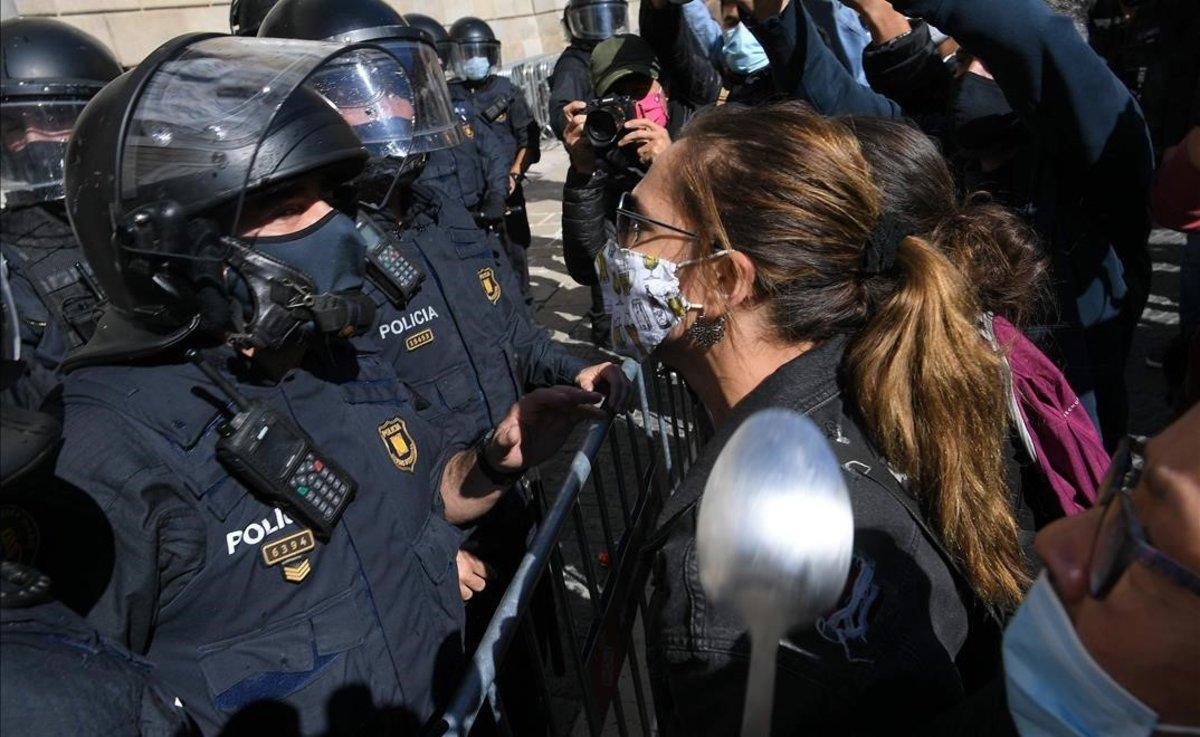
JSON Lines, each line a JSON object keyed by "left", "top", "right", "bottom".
{"left": 583, "top": 95, "right": 637, "bottom": 150}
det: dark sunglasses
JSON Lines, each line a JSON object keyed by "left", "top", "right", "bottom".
{"left": 1088, "top": 436, "right": 1200, "bottom": 599}
{"left": 615, "top": 191, "right": 699, "bottom": 248}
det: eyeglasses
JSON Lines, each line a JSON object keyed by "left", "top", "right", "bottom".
{"left": 1087, "top": 436, "right": 1200, "bottom": 599}
{"left": 615, "top": 191, "right": 699, "bottom": 248}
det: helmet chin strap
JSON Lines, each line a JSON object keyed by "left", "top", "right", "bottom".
{"left": 221, "top": 237, "right": 375, "bottom": 353}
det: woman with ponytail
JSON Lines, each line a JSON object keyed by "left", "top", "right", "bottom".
{"left": 850, "top": 116, "right": 1109, "bottom": 529}
{"left": 610, "top": 102, "right": 1022, "bottom": 734}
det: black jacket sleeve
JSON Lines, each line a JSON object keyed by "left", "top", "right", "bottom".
{"left": 506, "top": 86, "right": 541, "bottom": 165}
{"left": 549, "top": 48, "right": 593, "bottom": 141}
{"left": 474, "top": 114, "right": 510, "bottom": 218}
{"left": 639, "top": 0, "right": 722, "bottom": 110}
{"left": 561, "top": 167, "right": 615, "bottom": 286}
{"left": 745, "top": 0, "right": 903, "bottom": 117}
{"left": 891, "top": 0, "right": 1153, "bottom": 177}
{"left": 862, "top": 20, "right": 955, "bottom": 118}
{"left": 54, "top": 403, "right": 205, "bottom": 654}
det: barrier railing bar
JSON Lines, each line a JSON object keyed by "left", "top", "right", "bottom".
{"left": 436, "top": 360, "right": 643, "bottom": 737}
{"left": 607, "top": 432, "right": 634, "bottom": 526}
{"left": 548, "top": 545, "right": 602, "bottom": 736}
{"left": 580, "top": 456, "right": 665, "bottom": 733}
{"left": 641, "top": 363, "right": 675, "bottom": 488}
{"left": 571, "top": 501, "right": 604, "bottom": 603}
{"left": 661, "top": 371, "right": 687, "bottom": 478}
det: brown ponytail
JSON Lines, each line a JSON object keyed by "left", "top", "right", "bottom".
{"left": 673, "top": 102, "right": 1029, "bottom": 609}
{"left": 848, "top": 235, "right": 1029, "bottom": 608}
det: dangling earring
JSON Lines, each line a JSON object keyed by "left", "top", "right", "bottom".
{"left": 687, "top": 310, "right": 727, "bottom": 348}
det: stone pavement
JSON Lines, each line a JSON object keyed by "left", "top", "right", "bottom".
{"left": 524, "top": 141, "right": 601, "bottom": 352}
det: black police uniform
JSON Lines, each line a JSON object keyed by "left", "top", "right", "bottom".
{"left": 358, "top": 184, "right": 587, "bottom": 448}
{"left": 449, "top": 76, "right": 540, "bottom": 299}
{"left": 1, "top": 18, "right": 121, "bottom": 409}
{"left": 1, "top": 563, "right": 192, "bottom": 737}
{"left": 0, "top": 206, "right": 104, "bottom": 409}
{"left": 53, "top": 350, "right": 466, "bottom": 736}
{"left": 417, "top": 99, "right": 509, "bottom": 222}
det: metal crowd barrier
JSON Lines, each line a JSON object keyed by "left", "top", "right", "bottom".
{"left": 435, "top": 360, "right": 710, "bottom": 736}
{"left": 498, "top": 53, "right": 560, "bottom": 140}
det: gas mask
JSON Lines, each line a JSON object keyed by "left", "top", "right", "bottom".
{"left": 224, "top": 210, "right": 374, "bottom": 353}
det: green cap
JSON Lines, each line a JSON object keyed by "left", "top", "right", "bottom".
{"left": 590, "top": 34, "right": 660, "bottom": 97}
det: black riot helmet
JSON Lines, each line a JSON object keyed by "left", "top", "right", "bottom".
{"left": 403, "top": 13, "right": 453, "bottom": 69}
{"left": 448, "top": 17, "right": 500, "bottom": 82}
{"left": 563, "top": 0, "right": 628, "bottom": 44}
{"left": 229, "top": 0, "right": 278, "bottom": 36}
{"left": 259, "top": 0, "right": 463, "bottom": 208}
{"left": 1, "top": 18, "right": 122, "bottom": 209}
{"left": 60, "top": 34, "right": 418, "bottom": 370}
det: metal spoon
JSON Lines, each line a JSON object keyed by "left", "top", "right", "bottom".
{"left": 697, "top": 408, "right": 855, "bottom": 737}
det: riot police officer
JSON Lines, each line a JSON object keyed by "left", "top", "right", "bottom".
{"left": 404, "top": 12, "right": 456, "bottom": 69}
{"left": 258, "top": 0, "right": 627, "bottom": 450}
{"left": 0, "top": 18, "right": 121, "bottom": 409}
{"left": 229, "top": 0, "right": 277, "bottom": 36}
{"left": 548, "top": 0, "right": 628, "bottom": 141}
{"left": 447, "top": 17, "right": 541, "bottom": 300}
{"left": 53, "top": 33, "right": 600, "bottom": 736}
{"left": 1, "top": 256, "right": 193, "bottom": 737}
{"left": 402, "top": 12, "right": 510, "bottom": 234}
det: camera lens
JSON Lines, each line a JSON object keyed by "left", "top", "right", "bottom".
{"left": 585, "top": 108, "right": 621, "bottom": 148}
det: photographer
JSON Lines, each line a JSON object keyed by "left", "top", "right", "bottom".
{"left": 560, "top": 34, "right": 689, "bottom": 348}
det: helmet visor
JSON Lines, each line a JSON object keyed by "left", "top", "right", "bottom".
{"left": 1, "top": 100, "right": 86, "bottom": 207}
{"left": 119, "top": 36, "right": 432, "bottom": 221}
{"left": 566, "top": 3, "right": 628, "bottom": 41}
{"left": 312, "top": 37, "right": 461, "bottom": 156}
{"left": 451, "top": 40, "right": 501, "bottom": 80}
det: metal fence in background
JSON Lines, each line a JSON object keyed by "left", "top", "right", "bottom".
{"left": 499, "top": 53, "right": 560, "bottom": 140}
{"left": 435, "top": 360, "right": 709, "bottom": 737}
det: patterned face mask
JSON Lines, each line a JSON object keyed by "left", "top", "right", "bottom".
{"left": 595, "top": 237, "right": 724, "bottom": 360}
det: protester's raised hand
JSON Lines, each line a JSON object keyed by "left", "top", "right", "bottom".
{"left": 562, "top": 101, "right": 596, "bottom": 175}
{"left": 619, "top": 118, "right": 672, "bottom": 166}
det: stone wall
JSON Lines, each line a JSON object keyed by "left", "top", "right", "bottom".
{"left": 0, "top": 0, "right": 641, "bottom": 67}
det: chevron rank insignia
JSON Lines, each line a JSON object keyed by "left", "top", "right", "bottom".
{"left": 282, "top": 558, "right": 312, "bottom": 583}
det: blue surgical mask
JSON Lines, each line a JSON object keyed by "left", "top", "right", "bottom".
{"left": 1003, "top": 573, "right": 1200, "bottom": 737}
{"left": 247, "top": 210, "right": 366, "bottom": 294}
{"left": 722, "top": 23, "right": 770, "bottom": 76}
{"left": 461, "top": 56, "right": 491, "bottom": 81}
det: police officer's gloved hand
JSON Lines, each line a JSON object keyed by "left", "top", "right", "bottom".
{"left": 481, "top": 192, "right": 506, "bottom": 223}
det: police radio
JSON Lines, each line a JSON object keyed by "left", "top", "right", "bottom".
{"left": 356, "top": 214, "right": 424, "bottom": 307}
{"left": 187, "top": 350, "right": 355, "bottom": 539}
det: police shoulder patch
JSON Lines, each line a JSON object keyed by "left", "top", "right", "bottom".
{"left": 478, "top": 267, "right": 501, "bottom": 304}
{"left": 379, "top": 417, "right": 418, "bottom": 472}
